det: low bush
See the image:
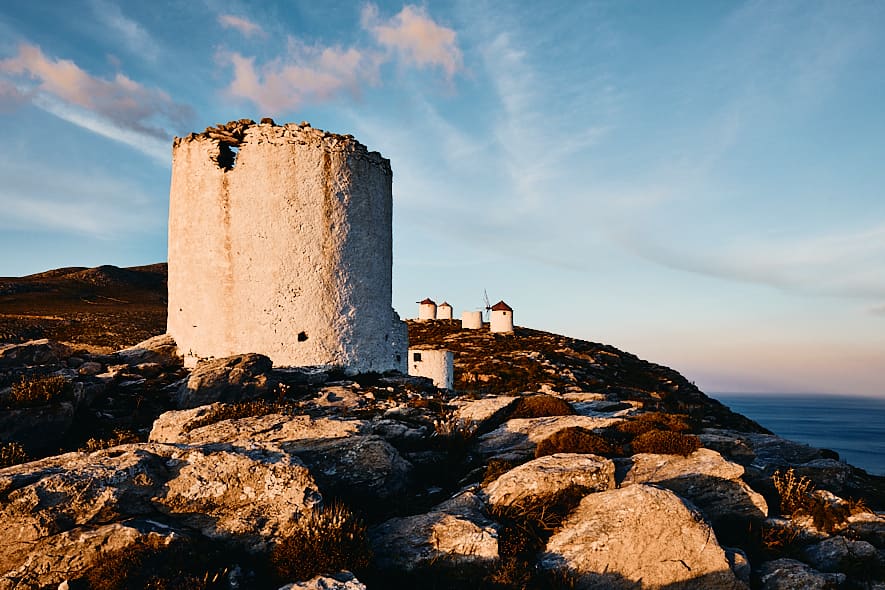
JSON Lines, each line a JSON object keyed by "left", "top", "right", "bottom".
{"left": 508, "top": 395, "right": 575, "bottom": 419}
{"left": 80, "top": 429, "right": 141, "bottom": 452}
{"left": 772, "top": 469, "right": 869, "bottom": 533}
{"left": 616, "top": 411, "right": 692, "bottom": 436}
{"left": 184, "top": 400, "right": 296, "bottom": 432}
{"left": 482, "top": 458, "right": 518, "bottom": 485}
{"left": 772, "top": 468, "right": 814, "bottom": 515}
{"left": 0, "top": 441, "right": 29, "bottom": 467}
{"left": 84, "top": 535, "right": 229, "bottom": 590}
{"left": 6, "top": 375, "right": 69, "bottom": 407}
{"left": 630, "top": 429, "right": 700, "bottom": 456}
{"left": 535, "top": 427, "right": 616, "bottom": 458}
{"left": 271, "top": 502, "right": 370, "bottom": 582}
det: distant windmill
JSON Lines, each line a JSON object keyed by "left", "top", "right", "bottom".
{"left": 483, "top": 289, "right": 492, "bottom": 321}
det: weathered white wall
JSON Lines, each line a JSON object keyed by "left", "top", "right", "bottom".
{"left": 490, "top": 309, "right": 514, "bottom": 333}
{"left": 461, "top": 311, "right": 483, "bottom": 329}
{"left": 418, "top": 302, "right": 437, "bottom": 321}
{"left": 408, "top": 348, "right": 454, "bottom": 389}
{"left": 168, "top": 120, "right": 407, "bottom": 373}
{"left": 437, "top": 303, "right": 453, "bottom": 320}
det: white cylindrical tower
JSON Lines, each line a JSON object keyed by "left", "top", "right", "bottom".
{"left": 461, "top": 311, "right": 483, "bottom": 329}
{"left": 490, "top": 301, "right": 514, "bottom": 333}
{"left": 408, "top": 347, "right": 454, "bottom": 389}
{"left": 167, "top": 119, "right": 408, "bottom": 373}
{"left": 437, "top": 302, "right": 453, "bottom": 320}
{"left": 418, "top": 298, "right": 437, "bottom": 321}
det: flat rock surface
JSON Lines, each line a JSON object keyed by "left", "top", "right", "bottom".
{"left": 757, "top": 558, "right": 846, "bottom": 590}
{"left": 477, "top": 415, "right": 624, "bottom": 459}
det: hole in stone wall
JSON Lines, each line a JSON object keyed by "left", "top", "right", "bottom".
{"left": 217, "top": 143, "right": 239, "bottom": 170}
{"left": 297, "top": 331, "right": 308, "bottom": 342}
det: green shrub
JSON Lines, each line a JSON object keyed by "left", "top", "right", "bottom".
{"left": 271, "top": 502, "right": 370, "bottom": 582}
{"left": 6, "top": 375, "right": 69, "bottom": 407}
{"left": 630, "top": 429, "right": 700, "bottom": 456}
{"left": 84, "top": 535, "right": 229, "bottom": 590}
{"left": 0, "top": 442, "right": 29, "bottom": 467}
{"left": 508, "top": 395, "right": 575, "bottom": 419}
{"left": 616, "top": 411, "right": 692, "bottom": 436}
{"left": 535, "top": 427, "right": 616, "bottom": 458}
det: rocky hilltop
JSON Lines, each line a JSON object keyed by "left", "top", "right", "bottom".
{"left": 0, "top": 268, "right": 883, "bottom": 589}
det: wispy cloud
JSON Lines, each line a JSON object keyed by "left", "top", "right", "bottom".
{"left": 362, "top": 4, "right": 462, "bottom": 78}
{"left": 220, "top": 4, "right": 461, "bottom": 113}
{"left": 90, "top": 0, "right": 159, "bottom": 61}
{"left": 218, "top": 14, "right": 265, "bottom": 38}
{"left": 223, "top": 39, "right": 378, "bottom": 113}
{"left": 0, "top": 43, "right": 192, "bottom": 160}
{"left": 0, "top": 159, "right": 162, "bottom": 237}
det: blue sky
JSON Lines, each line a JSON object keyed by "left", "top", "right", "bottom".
{"left": 1, "top": 1, "right": 883, "bottom": 396}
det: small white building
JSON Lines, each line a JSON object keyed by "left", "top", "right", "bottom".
{"left": 417, "top": 298, "right": 437, "bottom": 321}
{"left": 461, "top": 310, "right": 483, "bottom": 329}
{"left": 490, "top": 300, "right": 514, "bottom": 333}
{"left": 437, "top": 301, "right": 453, "bottom": 320}
{"left": 408, "top": 347, "right": 454, "bottom": 389}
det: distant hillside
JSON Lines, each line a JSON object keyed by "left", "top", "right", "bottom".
{"left": 0, "top": 263, "right": 167, "bottom": 349}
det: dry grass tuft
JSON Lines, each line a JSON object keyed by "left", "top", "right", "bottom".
{"left": 184, "top": 400, "right": 296, "bottom": 432}
{"left": 616, "top": 411, "right": 692, "bottom": 436}
{"left": 271, "top": 502, "right": 370, "bottom": 582}
{"left": 630, "top": 429, "right": 700, "bottom": 456}
{"left": 84, "top": 535, "right": 229, "bottom": 590}
{"left": 5, "top": 374, "right": 69, "bottom": 407}
{"left": 80, "top": 429, "right": 141, "bottom": 452}
{"left": 535, "top": 426, "right": 616, "bottom": 458}
{"left": 772, "top": 469, "right": 814, "bottom": 515}
{"left": 0, "top": 441, "right": 29, "bottom": 468}
{"left": 508, "top": 395, "right": 576, "bottom": 419}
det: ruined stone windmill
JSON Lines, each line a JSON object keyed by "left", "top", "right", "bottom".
{"left": 166, "top": 118, "right": 407, "bottom": 373}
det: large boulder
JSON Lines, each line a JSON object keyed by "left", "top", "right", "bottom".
{"left": 477, "top": 415, "right": 623, "bottom": 461}
{"left": 801, "top": 535, "right": 881, "bottom": 573}
{"left": 0, "top": 442, "right": 321, "bottom": 582}
{"left": 0, "top": 340, "right": 73, "bottom": 368}
{"left": 757, "top": 559, "right": 846, "bottom": 589}
{"left": 369, "top": 490, "right": 498, "bottom": 575}
{"left": 115, "top": 334, "right": 181, "bottom": 368}
{"left": 149, "top": 404, "right": 366, "bottom": 445}
{"left": 483, "top": 453, "right": 615, "bottom": 509}
{"left": 539, "top": 484, "right": 745, "bottom": 589}
{"left": 284, "top": 435, "right": 411, "bottom": 503}
{"left": 155, "top": 444, "right": 321, "bottom": 547}
{"left": 620, "top": 448, "right": 768, "bottom": 523}
{"left": 0, "top": 520, "right": 179, "bottom": 590}
{"left": 174, "top": 353, "right": 272, "bottom": 408}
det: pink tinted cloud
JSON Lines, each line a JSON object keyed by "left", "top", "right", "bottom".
{"left": 363, "top": 4, "right": 462, "bottom": 78}
{"left": 223, "top": 41, "right": 378, "bottom": 113}
{"left": 0, "top": 43, "right": 191, "bottom": 138}
{"left": 218, "top": 14, "right": 265, "bottom": 38}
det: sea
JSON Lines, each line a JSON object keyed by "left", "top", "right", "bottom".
{"left": 712, "top": 393, "right": 885, "bottom": 477}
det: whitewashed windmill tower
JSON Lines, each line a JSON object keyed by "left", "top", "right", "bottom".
{"left": 417, "top": 298, "right": 437, "bottom": 321}
{"left": 167, "top": 119, "right": 407, "bottom": 373}
{"left": 437, "top": 301, "right": 453, "bottom": 320}
{"left": 489, "top": 300, "right": 514, "bottom": 333}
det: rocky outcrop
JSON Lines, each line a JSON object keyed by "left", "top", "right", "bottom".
{"left": 115, "top": 333, "right": 180, "bottom": 368}
{"left": 369, "top": 490, "right": 498, "bottom": 575}
{"left": 279, "top": 571, "right": 367, "bottom": 590}
{"left": 149, "top": 404, "right": 366, "bottom": 445}
{"left": 174, "top": 353, "right": 272, "bottom": 408}
{"left": 0, "top": 340, "right": 72, "bottom": 368}
{"left": 0, "top": 442, "right": 320, "bottom": 585}
{"left": 0, "top": 401, "right": 75, "bottom": 452}
{"left": 801, "top": 535, "right": 882, "bottom": 573}
{"left": 539, "top": 485, "right": 745, "bottom": 589}
{"left": 483, "top": 453, "right": 614, "bottom": 509}
{"left": 757, "top": 559, "right": 846, "bottom": 589}
{"left": 620, "top": 448, "right": 768, "bottom": 524}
